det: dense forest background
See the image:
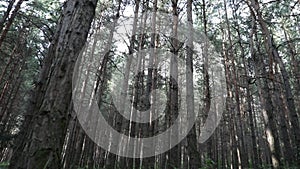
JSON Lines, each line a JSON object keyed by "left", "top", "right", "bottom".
{"left": 0, "top": 0, "right": 299, "bottom": 168}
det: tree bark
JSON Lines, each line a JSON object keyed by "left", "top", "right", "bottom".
{"left": 186, "top": 0, "right": 200, "bottom": 168}
{"left": 0, "top": 0, "right": 16, "bottom": 32}
{"left": 9, "top": 0, "right": 98, "bottom": 168}
{"left": 166, "top": 0, "right": 180, "bottom": 168}
{"left": 248, "top": 0, "right": 300, "bottom": 164}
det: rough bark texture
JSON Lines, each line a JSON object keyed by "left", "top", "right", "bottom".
{"left": 9, "top": 0, "right": 98, "bottom": 168}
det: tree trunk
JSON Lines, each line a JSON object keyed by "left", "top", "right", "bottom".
{"left": 166, "top": 0, "right": 180, "bottom": 168}
{"left": 0, "top": 0, "right": 25, "bottom": 48}
{"left": 9, "top": 0, "right": 98, "bottom": 168}
{"left": 142, "top": 0, "right": 157, "bottom": 168}
{"left": 0, "top": 0, "right": 16, "bottom": 32}
{"left": 248, "top": 0, "right": 300, "bottom": 164}
{"left": 186, "top": 0, "right": 200, "bottom": 168}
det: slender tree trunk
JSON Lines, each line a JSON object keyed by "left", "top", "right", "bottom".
{"left": 117, "top": 0, "right": 139, "bottom": 167}
{"left": 0, "top": 0, "right": 16, "bottom": 32}
{"left": 167, "top": 0, "right": 180, "bottom": 168}
{"left": 223, "top": 1, "right": 248, "bottom": 168}
{"left": 282, "top": 26, "right": 300, "bottom": 114}
{"left": 236, "top": 8, "right": 260, "bottom": 168}
{"left": 222, "top": 32, "right": 239, "bottom": 169}
{"left": 248, "top": 0, "right": 300, "bottom": 164}
{"left": 277, "top": 76, "right": 295, "bottom": 166}
{"left": 201, "top": 0, "right": 213, "bottom": 165}
{"left": 0, "top": 63, "right": 23, "bottom": 134}
{"left": 186, "top": 0, "right": 200, "bottom": 168}
{"left": 142, "top": 0, "right": 157, "bottom": 168}
{"left": 0, "top": 0, "right": 25, "bottom": 48}
{"left": 248, "top": 11, "right": 282, "bottom": 166}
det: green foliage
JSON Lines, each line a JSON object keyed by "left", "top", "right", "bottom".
{"left": 0, "top": 162, "right": 9, "bottom": 169}
{"left": 197, "top": 157, "right": 216, "bottom": 169}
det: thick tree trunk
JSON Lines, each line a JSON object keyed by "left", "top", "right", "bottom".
{"left": 9, "top": 0, "right": 98, "bottom": 168}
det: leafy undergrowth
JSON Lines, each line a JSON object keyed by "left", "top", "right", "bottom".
{"left": 0, "top": 162, "right": 9, "bottom": 169}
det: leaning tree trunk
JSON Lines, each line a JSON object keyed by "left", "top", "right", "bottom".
{"left": 9, "top": 0, "right": 98, "bottom": 168}
{"left": 248, "top": 0, "right": 300, "bottom": 164}
{"left": 248, "top": 9, "right": 282, "bottom": 166}
{"left": 0, "top": 0, "right": 16, "bottom": 32}
{"left": 0, "top": 0, "right": 25, "bottom": 48}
